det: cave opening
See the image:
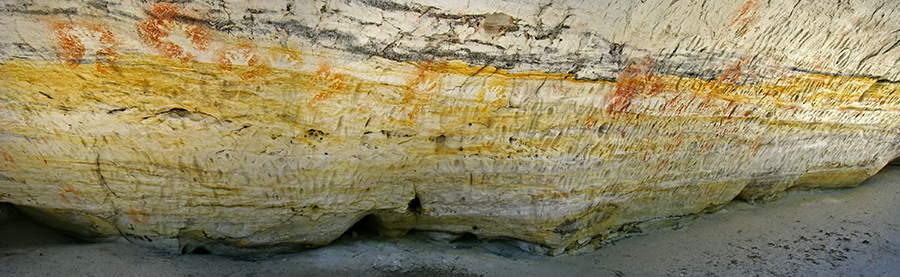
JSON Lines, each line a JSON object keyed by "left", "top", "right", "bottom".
{"left": 182, "top": 245, "right": 211, "bottom": 255}
{"left": 340, "top": 214, "right": 381, "bottom": 240}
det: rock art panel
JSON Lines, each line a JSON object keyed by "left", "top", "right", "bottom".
{"left": 1, "top": 0, "right": 900, "bottom": 255}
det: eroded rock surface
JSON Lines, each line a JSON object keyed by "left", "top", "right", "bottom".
{"left": 1, "top": 0, "right": 900, "bottom": 255}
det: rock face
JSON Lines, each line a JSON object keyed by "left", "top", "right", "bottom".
{"left": 1, "top": 0, "right": 900, "bottom": 255}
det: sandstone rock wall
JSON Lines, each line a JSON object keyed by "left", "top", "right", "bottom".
{"left": 1, "top": 0, "right": 899, "bottom": 255}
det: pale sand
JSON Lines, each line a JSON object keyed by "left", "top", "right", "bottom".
{"left": 2, "top": 167, "right": 899, "bottom": 276}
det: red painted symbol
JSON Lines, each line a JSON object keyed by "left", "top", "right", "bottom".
{"left": 51, "top": 23, "right": 118, "bottom": 72}
{"left": 138, "top": 3, "right": 211, "bottom": 62}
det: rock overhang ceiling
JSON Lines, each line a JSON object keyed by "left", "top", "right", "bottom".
{"left": 1, "top": 0, "right": 899, "bottom": 255}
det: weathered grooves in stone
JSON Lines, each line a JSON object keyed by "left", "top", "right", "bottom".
{"left": 1, "top": 0, "right": 900, "bottom": 255}
{"left": 3, "top": 53, "right": 900, "bottom": 253}
{"left": 4, "top": 1, "right": 900, "bottom": 82}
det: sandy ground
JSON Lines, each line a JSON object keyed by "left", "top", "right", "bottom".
{"left": 2, "top": 167, "right": 899, "bottom": 277}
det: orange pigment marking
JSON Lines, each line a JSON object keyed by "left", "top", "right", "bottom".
{"left": 655, "top": 158, "right": 669, "bottom": 173}
{"left": 583, "top": 112, "right": 598, "bottom": 129}
{"left": 1, "top": 154, "right": 12, "bottom": 165}
{"left": 50, "top": 23, "right": 119, "bottom": 72}
{"left": 730, "top": 0, "right": 760, "bottom": 36}
{"left": 59, "top": 185, "right": 79, "bottom": 204}
{"left": 642, "top": 150, "right": 654, "bottom": 162}
{"left": 607, "top": 59, "right": 665, "bottom": 113}
{"left": 0, "top": 149, "right": 13, "bottom": 164}
{"left": 127, "top": 209, "right": 150, "bottom": 224}
{"left": 215, "top": 43, "right": 267, "bottom": 80}
{"left": 717, "top": 58, "right": 751, "bottom": 85}
{"left": 51, "top": 24, "right": 84, "bottom": 66}
{"left": 407, "top": 105, "right": 421, "bottom": 121}
{"left": 309, "top": 64, "right": 346, "bottom": 106}
{"left": 138, "top": 2, "right": 210, "bottom": 62}
{"left": 59, "top": 193, "right": 71, "bottom": 204}
{"left": 403, "top": 66, "right": 430, "bottom": 103}
{"left": 398, "top": 61, "right": 446, "bottom": 124}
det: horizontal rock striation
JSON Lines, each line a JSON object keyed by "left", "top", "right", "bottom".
{"left": 1, "top": 0, "right": 900, "bottom": 255}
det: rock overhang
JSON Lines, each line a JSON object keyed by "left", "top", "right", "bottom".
{"left": 0, "top": 0, "right": 899, "bottom": 256}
